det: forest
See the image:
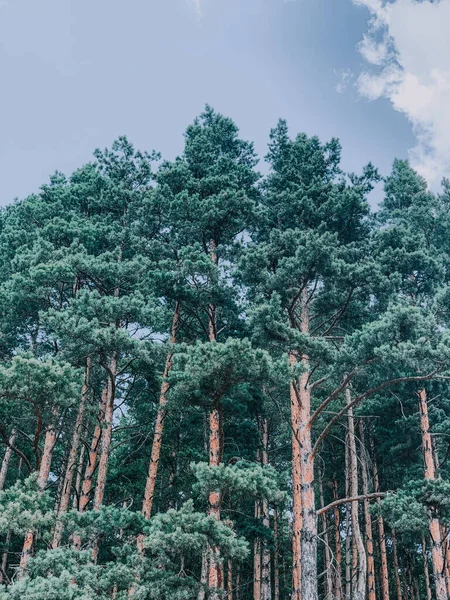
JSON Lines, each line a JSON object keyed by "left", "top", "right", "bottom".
{"left": 0, "top": 106, "right": 450, "bottom": 600}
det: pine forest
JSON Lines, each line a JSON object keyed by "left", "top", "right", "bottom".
{"left": 2, "top": 106, "right": 450, "bottom": 600}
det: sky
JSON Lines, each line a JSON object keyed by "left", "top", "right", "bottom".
{"left": 0, "top": 0, "right": 448, "bottom": 206}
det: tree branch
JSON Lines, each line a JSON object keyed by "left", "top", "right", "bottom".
{"left": 317, "top": 492, "right": 387, "bottom": 516}
{"left": 312, "top": 369, "right": 443, "bottom": 458}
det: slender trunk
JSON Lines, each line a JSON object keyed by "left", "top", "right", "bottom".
{"left": 0, "top": 429, "right": 16, "bottom": 491}
{"left": 290, "top": 351, "right": 302, "bottom": 600}
{"left": 345, "top": 439, "right": 352, "bottom": 600}
{"left": 418, "top": 389, "right": 448, "bottom": 600}
{"left": 371, "top": 438, "right": 390, "bottom": 600}
{"left": 392, "top": 529, "right": 403, "bottom": 600}
{"left": 0, "top": 433, "right": 14, "bottom": 582}
{"left": 227, "top": 559, "right": 233, "bottom": 600}
{"left": 297, "top": 299, "right": 317, "bottom": 600}
{"left": 142, "top": 303, "right": 180, "bottom": 520}
{"left": 207, "top": 239, "right": 222, "bottom": 599}
{"left": 253, "top": 469, "right": 261, "bottom": 600}
{"left": 93, "top": 354, "right": 117, "bottom": 510}
{"left": 359, "top": 421, "right": 376, "bottom": 600}
{"left": 260, "top": 418, "right": 271, "bottom": 600}
{"left": 347, "top": 393, "right": 366, "bottom": 600}
{"left": 273, "top": 507, "right": 280, "bottom": 600}
{"left": 0, "top": 530, "right": 11, "bottom": 584}
{"left": 78, "top": 383, "right": 109, "bottom": 513}
{"left": 73, "top": 440, "right": 86, "bottom": 509}
{"left": 198, "top": 548, "right": 208, "bottom": 600}
{"left": 332, "top": 481, "right": 343, "bottom": 600}
{"left": 52, "top": 358, "right": 91, "bottom": 548}
{"left": 422, "top": 535, "right": 432, "bottom": 600}
{"left": 319, "top": 473, "right": 332, "bottom": 600}
{"left": 20, "top": 413, "right": 58, "bottom": 571}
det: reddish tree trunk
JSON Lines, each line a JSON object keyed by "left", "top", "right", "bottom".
{"left": 290, "top": 351, "right": 302, "bottom": 600}
{"left": 141, "top": 303, "right": 180, "bottom": 521}
{"left": 347, "top": 394, "right": 366, "bottom": 600}
{"left": 418, "top": 389, "right": 448, "bottom": 600}
{"left": 260, "top": 418, "right": 271, "bottom": 600}
{"left": 359, "top": 421, "right": 376, "bottom": 600}
{"left": 0, "top": 429, "right": 16, "bottom": 491}
{"left": 20, "top": 413, "right": 58, "bottom": 572}
{"left": 93, "top": 353, "right": 117, "bottom": 510}
{"left": 273, "top": 507, "right": 280, "bottom": 600}
{"left": 422, "top": 535, "right": 432, "bottom": 600}
{"left": 392, "top": 529, "right": 403, "bottom": 600}
{"left": 319, "top": 472, "right": 332, "bottom": 600}
{"left": 371, "top": 439, "right": 390, "bottom": 600}
{"left": 332, "top": 481, "right": 343, "bottom": 600}
{"left": 297, "top": 300, "right": 317, "bottom": 600}
{"left": 52, "top": 358, "right": 91, "bottom": 548}
{"left": 78, "top": 383, "right": 109, "bottom": 513}
{"left": 253, "top": 500, "right": 261, "bottom": 600}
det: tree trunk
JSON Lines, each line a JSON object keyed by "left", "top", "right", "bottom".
{"left": 418, "top": 389, "right": 448, "bottom": 600}
{"left": 345, "top": 440, "right": 352, "bottom": 600}
{"left": 227, "top": 559, "right": 233, "bottom": 600}
{"left": 332, "top": 481, "right": 343, "bottom": 600}
{"left": 319, "top": 471, "right": 332, "bottom": 600}
{"left": 346, "top": 392, "right": 366, "bottom": 600}
{"left": 371, "top": 439, "right": 390, "bottom": 600}
{"left": 260, "top": 418, "right": 271, "bottom": 600}
{"left": 93, "top": 353, "right": 117, "bottom": 511}
{"left": 422, "top": 535, "right": 432, "bottom": 600}
{"left": 297, "top": 300, "right": 317, "bottom": 600}
{"left": 207, "top": 238, "right": 223, "bottom": 600}
{"left": 141, "top": 302, "right": 180, "bottom": 520}
{"left": 0, "top": 429, "right": 16, "bottom": 491}
{"left": 253, "top": 500, "right": 261, "bottom": 600}
{"left": 290, "top": 351, "right": 302, "bottom": 600}
{"left": 72, "top": 439, "right": 86, "bottom": 509}
{"left": 20, "top": 412, "right": 58, "bottom": 572}
{"left": 78, "top": 382, "right": 109, "bottom": 513}
{"left": 52, "top": 358, "right": 91, "bottom": 548}
{"left": 392, "top": 529, "right": 403, "bottom": 600}
{"left": 273, "top": 507, "right": 280, "bottom": 600}
{"left": 359, "top": 421, "right": 376, "bottom": 600}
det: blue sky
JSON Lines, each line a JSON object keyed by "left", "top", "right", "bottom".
{"left": 0, "top": 0, "right": 446, "bottom": 206}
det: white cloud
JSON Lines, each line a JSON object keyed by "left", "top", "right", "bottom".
{"left": 353, "top": 0, "right": 450, "bottom": 185}
{"left": 335, "top": 69, "right": 354, "bottom": 94}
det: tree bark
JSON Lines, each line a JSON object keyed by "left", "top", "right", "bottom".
{"left": 332, "top": 480, "right": 343, "bottom": 600}
{"left": 290, "top": 351, "right": 302, "bottom": 600}
{"left": 260, "top": 418, "right": 271, "bottom": 600}
{"left": 72, "top": 439, "right": 86, "bottom": 509}
{"left": 418, "top": 389, "right": 448, "bottom": 600}
{"left": 227, "top": 559, "right": 233, "bottom": 600}
{"left": 207, "top": 238, "right": 223, "bottom": 600}
{"left": 345, "top": 439, "right": 352, "bottom": 600}
{"left": 371, "top": 438, "right": 390, "bottom": 600}
{"left": 253, "top": 500, "right": 261, "bottom": 600}
{"left": 93, "top": 353, "right": 117, "bottom": 511}
{"left": 359, "top": 421, "right": 376, "bottom": 600}
{"left": 422, "top": 535, "right": 432, "bottom": 600}
{"left": 20, "top": 412, "right": 58, "bottom": 572}
{"left": 141, "top": 302, "right": 180, "bottom": 520}
{"left": 273, "top": 507, "right": 280, "bottom": 600}
{"left": 78, "top": 382, "right": 109, "bottom": 513}
{"left": 297, "top": 299, "right": 317, "bottom": 600}
{"left": 319, "top": 472, "right": 333, "bottom": 600}
{"left": 392, "top": 529, "right": 403, "bottom": 600}
{"left": 346, "top": 392, "right": 366, "bottom": 600}
{"left": 0, "top": 429, "right": 16, "bottom": 491}
{"left": 52, "top": 358, "right": 91, "bottom": 548}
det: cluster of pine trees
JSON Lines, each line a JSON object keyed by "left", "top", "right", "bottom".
{"left": 1, "top": 106, "right": 450, "bottom": 600}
